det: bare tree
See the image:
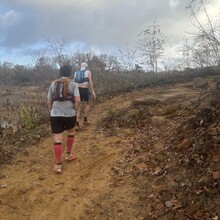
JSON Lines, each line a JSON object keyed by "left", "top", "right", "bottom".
{"left": 178, "top": 38, "right": 193, "bottom": 68}
{"left": 71, "top": 51, "right": 109, "bottom": 73}
{"left": 71, "top": 51, "right": 87, "bottom": 68}
{"left": 118, "top": 42, "right": 137, "bottom": 71}
{"left": 186, "top": 0, "right": 220, "bottom": 63}
{"left": 192, "top": 33, "right": 218, "bottom": 67}
{"left": 99, "top": 54, "right": 120, "bottom": 72}
{"left": 46, "top": 36, "right": 70, "bottom": 67}
{"left": 138, "top": 20, "right": 168, "bottom": 80}
{"left": 28, "top": 47, "right": 48, "bottom": 67}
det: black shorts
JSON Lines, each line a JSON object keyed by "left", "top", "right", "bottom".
{"left": 79, "top": 87, "right": 90, "bottom": 101}
{"left": 50, "top": 116, "right": 76, "bottom": 134}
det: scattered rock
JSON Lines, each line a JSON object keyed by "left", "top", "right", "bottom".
{"left": 160, "top": 192, "right": 172, "bottom": 202}
{"left": 119, "top": 109, "right": 140, "bottom": 122}
{"left": 185, "top": 203, "right": 201, "bottom": 216}
{"left": 159, "top": 104, "right": 181, "bottom": 116}
{"left": 179, "top": 138, "right": 191, "bottom": 149}
{"left": 165, "top": 201, "right": 173, "bottom": 208}
{"left": 193, "top": 77, "right": 208, "bottom": 89}
{"left": 135, "top": 163, "right": 148, "bottom": 171}
{"left": 155, "top": 202, "right": 164, "bottom": 210}
{"left": 155, "top": 154, "right": 166, "bottom": 162}
{"left": 212, "top": 171, "right": 220, "bottom": 180}
{"left": 0, "top": 183, "right": 7, "bottom": 188}
{"left": 132, "top": 97, "right": 159, "bottom": 106}
{"left": 167, "top": 180, "right": 179, "bottom": 192}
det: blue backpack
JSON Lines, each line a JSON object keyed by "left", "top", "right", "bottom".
{"left": 75, "top": 70, "right": 89, "bottom": 83}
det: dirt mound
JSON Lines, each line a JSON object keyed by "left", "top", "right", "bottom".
{"left": 99, "top": 86, "right": 220, "bottom": 219}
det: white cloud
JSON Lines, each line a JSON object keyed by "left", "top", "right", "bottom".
{"left": 170, "top": 0, "right": 179, "bottom": 8}
{"left": 0, "top": 0, "right": 220, "bottom": 65}
{"left": 0, "top": 10, "right": 21, "bottom": 27}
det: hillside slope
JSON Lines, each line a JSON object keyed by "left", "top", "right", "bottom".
{"left": 0, "top": 76, "right": 220, "bottom": 220}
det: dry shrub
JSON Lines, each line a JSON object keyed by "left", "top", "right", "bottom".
{"left": 93, "top": 67, "right": 219, "bottom": 101}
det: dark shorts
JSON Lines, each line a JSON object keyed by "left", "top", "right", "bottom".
{"left": 50, "top": 116, "right": 76, "bottom": 134}
{"left": 79, "top": 87, "right": 90, "bottom": 101}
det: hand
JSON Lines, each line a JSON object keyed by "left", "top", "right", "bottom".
{"left": 92, "top": 91, "right": 96, "bottom": 100}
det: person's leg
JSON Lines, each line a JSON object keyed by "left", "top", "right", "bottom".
{"left": 53, "top": 133, "right": 63, "bottom": 173}
{"left": 75, "top": 87, "right": 82, "bottom": 130}
{"left": 83, "top": 88, "right": 90, "bottom": 124}
{"left": 81, "top": 100, "right": 86, "bottom": 118}
{"left": 75, "top": 103, "right": 80, "bottom": 129}
{"left": 83, "top": 101, "right": 90, "bottom": 124}
{"left": 66, "top": 128, "right": 76, "bottom": 160}
{"left": 65, "top": 116, "right": 76, "bottom": 160}
{"left": 50, "top": 117, "right": 64, "bottom": 174}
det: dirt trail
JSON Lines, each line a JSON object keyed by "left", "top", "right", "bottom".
{"left": 0, "top": 81, "right": 212, "bottom": 220}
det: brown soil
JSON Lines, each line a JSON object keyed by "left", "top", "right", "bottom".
{"left": 1, "top": 76, "right": 220, "bottom": 220}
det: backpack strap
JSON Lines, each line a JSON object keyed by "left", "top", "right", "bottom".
{"left": 52, "top": 78, "right": 74, "bottom": 103}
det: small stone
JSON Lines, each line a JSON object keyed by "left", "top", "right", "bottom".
{"left": 155, "top": 154, "right": 166, "bottom": 162}
{"left": 161, "top": 192, "right": 172, "bottom": 202}
{"left": 179, "top": 139, "right": 191, "bottom": 149}
{"left": 165, "top": 201, "right": 173, "bottom": 208}
{"left": 185, "top": 203, "right": 200, "bottom": 215}
{"left": 155, "top": 203, "right": 164, "bottom": 210}
{"left": 167, "top": 180, "right": 179, "bottom": 192}
{"left": 212, "top": 171, "right": 220, "bottom": 180}
{"left": 211, "top": 155, "right": 220, "bottom": 162}
{"left": 0, "top": 183, "right": 7, "bottom": 188}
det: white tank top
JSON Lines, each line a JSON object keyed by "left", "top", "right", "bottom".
{"left": 74, "top": 70, "right": 90, "bottom": 88}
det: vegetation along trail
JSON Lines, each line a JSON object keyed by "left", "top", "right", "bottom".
{"left": 1, "top": 75, "right": 220, "bottom": 219}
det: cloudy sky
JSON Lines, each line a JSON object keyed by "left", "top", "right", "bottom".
{"left": 0, "top": 0, "right": 220, "bottom": 65}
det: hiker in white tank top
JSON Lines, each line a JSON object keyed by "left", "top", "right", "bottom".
{"left": 73, "top": 62, "right": 96, "bottom": 129}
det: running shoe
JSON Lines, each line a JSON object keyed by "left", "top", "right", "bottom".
{"left": 54, "top": 164, "right": 62, "bottom": 174}
{"left": 65, "top": 154, "right": 76, "bottom": 161}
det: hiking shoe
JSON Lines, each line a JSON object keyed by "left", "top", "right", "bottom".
{"left": 54, "top": 164, "right": 62, "bottom": 174}
{"left": 65, "top": 154, "right": 76, "bottom": 161}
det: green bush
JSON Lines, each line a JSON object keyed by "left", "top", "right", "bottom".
{"left": 19, "top": 103, "right": 34, "bottom": 129}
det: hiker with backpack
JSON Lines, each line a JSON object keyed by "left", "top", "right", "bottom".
{"left": 47, "top": 65, "right": 80, "bottom": 174}
{"left": 74, "top": 62, "right": 96, "bottom": 129}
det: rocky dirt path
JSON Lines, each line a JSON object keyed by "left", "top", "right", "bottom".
{"left": 0, "top": 79, "right": 218, "bottom": 220}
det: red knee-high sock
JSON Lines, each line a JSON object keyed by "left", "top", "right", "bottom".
{"left": 54, "top": 142, "right": 62, "bottom": 164}
{"left": 66, "top": 135, "right": 74, "bottom": 154}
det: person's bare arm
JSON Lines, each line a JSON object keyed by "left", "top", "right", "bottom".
{"left": 74, "top": 96, "right": 80, "bottom": 112}
{"left": 47, "top": 99, "right": 52, "bottom": 113}
{"left": 47, "top": 83, "right": 54, "bottom": 113}
{"left": 88, "top": 71, "right": 96, "bottom": 100}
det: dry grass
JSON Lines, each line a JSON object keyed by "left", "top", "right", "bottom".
{"left": 0, "top": 85, "right": 49, "bottom": 164}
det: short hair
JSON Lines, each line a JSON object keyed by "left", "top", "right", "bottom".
{"left": 59, "top": 65, "right": 71, "bottom": 77}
